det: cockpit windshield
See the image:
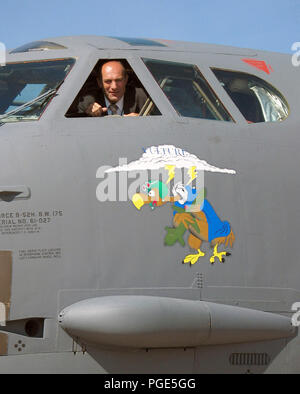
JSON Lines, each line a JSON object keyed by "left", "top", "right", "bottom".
{"left": 0, "top": 58, "right": 75, "bottom": 123}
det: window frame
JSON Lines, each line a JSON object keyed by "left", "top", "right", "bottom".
{"left": 142, "top": 57, "right": 235, "bottom": 123}
{"left": 211, "top": 68, "right": 290, "bottom": 124}
{"left": 65, "top": 57, "right": 164, "bottom": 119}
{"left": 0, "top": 57, "right": 75, "bottom": 123}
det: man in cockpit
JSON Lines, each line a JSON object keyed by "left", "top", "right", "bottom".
{"left": 78, "top": 60, "right": 147, "bottom": 117}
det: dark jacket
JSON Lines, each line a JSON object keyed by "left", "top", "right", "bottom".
{"left": 77, "top": 85, "right": 148, "bottom": 116}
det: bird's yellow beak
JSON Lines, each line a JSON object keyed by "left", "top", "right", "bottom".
{"left": 132, "top": 193, "right": 145, "bottom": 210}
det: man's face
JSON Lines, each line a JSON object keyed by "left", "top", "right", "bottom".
{"left": 100, "top": 61, "right": 128, "bottom": 104}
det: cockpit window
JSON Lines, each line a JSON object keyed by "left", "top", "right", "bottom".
{"left": 110, "top": 37, "right": 167, "bottom": 47}
{"left": 0, "top": 58, "right": 74, "bottom": 123}
{"left": 66, "top": 59, "right": 161, "bottom": 117}
{"left": 10, "top": 41, "right": 67, "bottom": 54}
{"left": 212, "top": 69, "right": 289, "bottom": 123}
{"left": 143, "top": 58, "right": 233, "bottom": 121}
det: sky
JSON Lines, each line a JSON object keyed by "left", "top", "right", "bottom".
{"left": 0, "top": 0, "right": 299, "bottom": 53}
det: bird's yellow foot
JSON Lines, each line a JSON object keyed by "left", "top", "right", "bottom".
{"left": 210, "top": 244, "right": 230, "bottom": 264}
{"left": 183, "top": 249, "right": 205, "bottom": 265}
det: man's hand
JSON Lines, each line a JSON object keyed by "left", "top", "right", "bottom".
{"left": 86, "top": 102, "right": 108, "bottom": 117}
{"left": 124, "top": 112, "right": 139, "bottom": 117}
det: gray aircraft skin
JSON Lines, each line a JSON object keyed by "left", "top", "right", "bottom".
{"left": 0, "top": 35, "right": 299, "bottom": 374}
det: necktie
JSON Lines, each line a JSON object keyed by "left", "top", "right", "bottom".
{"left": 109, "top": 104, "right": 119, "bottom": 115}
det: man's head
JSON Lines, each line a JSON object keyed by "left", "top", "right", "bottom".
{"left": 99, "top": 61, "right": 128, "bottom": 104}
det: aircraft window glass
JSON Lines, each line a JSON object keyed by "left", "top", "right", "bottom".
{"left": 212, "top": 69, "right": 289, "bottom": 123}
{"left": 142, "top": 58, "right": 233, "bottom": 121}
{"left": 5, "top": 84, "right": 47, "bottom": 113}
{"left": 110, "top": 37, "right": 167, "bottom": 47}
{"left": 10, "top": 41, "right": 67, "bottom": 54}
{"left": 66, "top": 59, "right": 161, "bottom": 118}
{"left": 0, "top": 58, "right": 75, "bottom": 123}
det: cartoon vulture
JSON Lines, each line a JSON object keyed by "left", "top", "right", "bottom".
{"left": 132, "top": 181, "right": 235, "bottom": 264}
